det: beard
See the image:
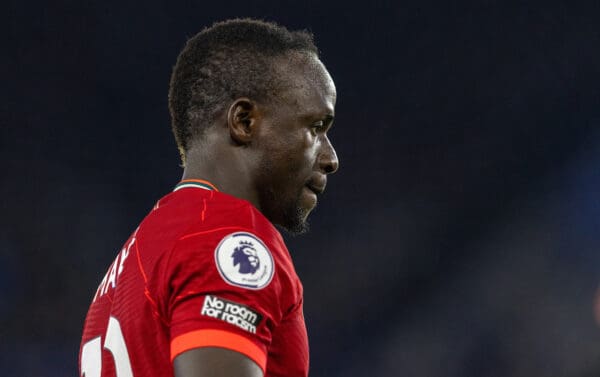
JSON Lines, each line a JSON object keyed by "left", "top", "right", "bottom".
{"left": 260, "top": 183, "right": 310, "bottom": 235}
{"left": 280, "top": 193, "right": 310, "bottom": 235}
{"left": 256, "top": 152, "right": 313, "bottom": 235}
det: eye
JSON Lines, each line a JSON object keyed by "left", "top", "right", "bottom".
{"left": 310, "top": 121, "right": 325, "bottom": 132}
{"left": 309, "top": 115, "right": 334, "bottom": 134}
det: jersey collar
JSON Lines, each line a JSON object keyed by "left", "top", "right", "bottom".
{"left": 174, "top": 179, "right": 219, "bottom": 192}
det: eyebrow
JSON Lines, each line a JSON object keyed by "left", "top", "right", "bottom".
{"left": 298, "top": 111, "right": 335, "bottom": 124}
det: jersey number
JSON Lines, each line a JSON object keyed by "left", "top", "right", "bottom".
{"left": 81, "top": 317, "right": 133, "bottom": 377}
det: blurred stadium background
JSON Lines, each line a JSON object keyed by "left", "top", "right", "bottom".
{"left": 4, "top": 1, "right": 600, "bottom": 376}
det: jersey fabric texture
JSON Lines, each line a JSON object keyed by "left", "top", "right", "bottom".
{"left": 79, "top": 180, "right": 308, "bottom": 377}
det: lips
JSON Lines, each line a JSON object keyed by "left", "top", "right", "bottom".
{"left": 305, "top": 177, "right": 326, "bottom": 195}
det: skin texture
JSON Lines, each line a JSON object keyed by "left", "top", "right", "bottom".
{"left": 175, "top": 52, "right": 338, "bottom": 376}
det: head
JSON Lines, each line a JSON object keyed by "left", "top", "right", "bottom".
{"left": 169, "top": 19, "right": 339, "bottom": 234}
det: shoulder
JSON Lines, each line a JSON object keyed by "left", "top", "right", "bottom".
{"left": 169, "top": 189, "right": 285, "bottom": 255}
{"left": 141, "top": 187, "right": 298, "bottom": 290}
{"left": 137, "top": 188, "right": 257, "bottom": 241}
{"left": 142, "top": 187, "right": 286, "bottom": 266}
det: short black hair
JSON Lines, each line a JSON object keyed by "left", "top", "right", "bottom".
{"left": 168, "top": 18, "right": 319, "bottom": 164}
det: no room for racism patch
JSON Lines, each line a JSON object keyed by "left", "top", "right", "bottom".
{"left": 200, "top": 295, "right": 263, "bottom": 334}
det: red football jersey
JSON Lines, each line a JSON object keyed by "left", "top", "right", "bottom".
{"left": 79, "top": 179, "right": 308, "bottom": 377}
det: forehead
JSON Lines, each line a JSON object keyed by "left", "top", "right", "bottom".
{"left": 272, "top": 53, "right": 337, "bottom": 116}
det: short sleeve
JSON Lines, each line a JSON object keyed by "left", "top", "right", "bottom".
{"left": 164, "top": 227, "right": 284, "bottom": 373}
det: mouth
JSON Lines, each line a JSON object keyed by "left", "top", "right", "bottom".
{"left": 305, "top": 181, "right": 326, "bottom": 196}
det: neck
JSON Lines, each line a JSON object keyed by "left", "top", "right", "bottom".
{"left": 181, "top": 144, "right": 261, "bottom": 210}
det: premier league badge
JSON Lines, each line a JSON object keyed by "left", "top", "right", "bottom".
{"left": 215, "top": 232, "right": 274, "bottom": 289}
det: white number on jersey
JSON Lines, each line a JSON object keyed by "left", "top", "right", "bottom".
{"left": 81, "top": 317, "right": 133, "bottom": 377}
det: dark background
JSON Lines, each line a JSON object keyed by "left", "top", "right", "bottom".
{"left": 4, "top": 1, "right": 600, "bottom": 376}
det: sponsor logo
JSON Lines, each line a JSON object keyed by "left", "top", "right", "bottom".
{"left": 201, "top": 295, "right": 263, "bottom": 334}
{"left": 214, "top": 232, "right": 274, "bottom": 289}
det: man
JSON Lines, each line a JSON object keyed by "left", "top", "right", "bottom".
{"left": 79, "top": 18, "right": 339, "bottom": 377}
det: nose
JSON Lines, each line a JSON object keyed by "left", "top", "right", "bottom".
{"left": 319, "top": 135, "right": 339, "bottom": 174}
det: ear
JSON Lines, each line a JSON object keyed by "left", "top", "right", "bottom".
{"left": 227, "top": 98, "right": 260, "bottom": 145}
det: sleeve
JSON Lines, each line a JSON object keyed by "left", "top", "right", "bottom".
{"left": 164, "top": 227, "right": 283, "bottom": 373}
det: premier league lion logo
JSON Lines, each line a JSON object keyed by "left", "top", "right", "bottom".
{"left": 231, "top": 240, "right": 260, "bottom": 274}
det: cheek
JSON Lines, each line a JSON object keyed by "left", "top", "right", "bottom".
{"left": 273, "top": 133, "right": 313, "bottom": 170}
{"left": 258, "top": 129, "right": 317, "bottom": 192}
{"left": 289, "top": 132, "right": 318, "bottom": 166}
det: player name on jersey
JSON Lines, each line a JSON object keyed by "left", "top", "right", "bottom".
{"left": 201, "top": 295, "right": 263, "bottom": 334}
{"left": 94, "top": 236, "right": 136, "bottom": 302}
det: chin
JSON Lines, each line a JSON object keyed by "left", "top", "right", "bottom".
{"left": 279, "top": 205, "right": 311, "bottom": 236}
{"left": 282, "top": 219, "right": 309, "bottom": 236}
{"left": 261, "top": 186, "right": 313, "bottom": 235}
